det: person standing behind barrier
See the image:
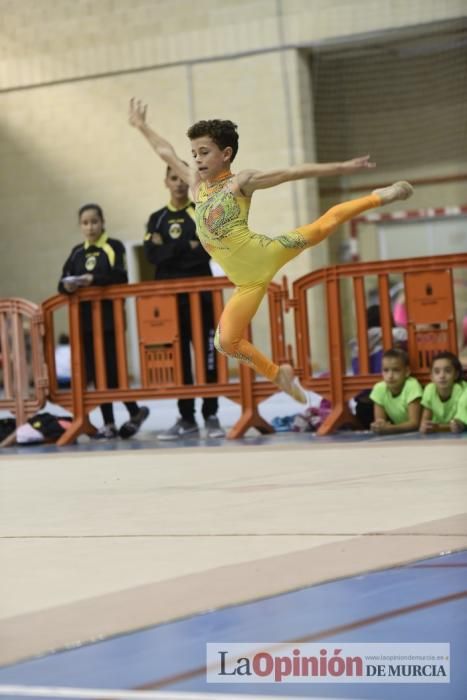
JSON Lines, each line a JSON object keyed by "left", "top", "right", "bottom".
{"left": 369, "top": 348, "right": 422, "bottom": 435}
{"left": 144, "top": 167, "right": 225, "bottom": 440}
{"left": 129, "top": 98, "right": 414, "bottom": 404}
{"left": 58, "top": 204, "right": 149, "bottom": 439}
{"left": 419, "top": 351, "right": 466, "bottom": 434}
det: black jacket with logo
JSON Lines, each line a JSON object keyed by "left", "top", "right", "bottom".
{"left": 144, "top": 201, "right": 211, "bottom": 279}
{"left": 58, "top": 236, "right": 127, "bottom": 332}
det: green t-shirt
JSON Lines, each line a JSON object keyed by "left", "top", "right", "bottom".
{"left": 421, "top": 381, "right": 467, "bottom": 424}
{"left": 454, "top": 386, "right": 467, "bottom": 426}
{"left": 370, "top": 376, "right": 423, "bottom": 425}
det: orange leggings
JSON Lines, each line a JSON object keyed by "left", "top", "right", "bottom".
{"left": 214, "top": 193, "right": 382, "bottom": 381}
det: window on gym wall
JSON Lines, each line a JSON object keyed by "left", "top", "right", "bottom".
{"left": 310, "top": 20, "right": 467, "bottom": 170}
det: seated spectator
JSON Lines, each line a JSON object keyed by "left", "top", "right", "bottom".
{"left": 451, "top": 386, "right": 467, "bottom": 433}
{"left": 55, "top": 333, "right": 71, "bottom": 388}
{"left": 349, "top": 305, "right": 407, "bottom": 375}
{"left": 369, "top": 348, "right": 422, "bottom": 435}
{"left": 459, "top": 313, "right": 467, "bottom": 371}
{"left": 420, "top": 352, "right": 466, "bottom": 434}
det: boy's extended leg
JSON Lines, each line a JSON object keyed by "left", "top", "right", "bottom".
{"left": 214, "top": 283, "right": 276, "bottom": 379}
{"left": 214, "top": 283, "right": 307, "bottom": 403}
{"left": 274, "top": 181, "right": 413, "bottom": 255}
{"left": 297, "top": 181, "right": 413, "bottom": 248}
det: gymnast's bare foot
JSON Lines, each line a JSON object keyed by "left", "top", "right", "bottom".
{"left": 275, "top": 364, "right": 307, "bottom": 404}
{"left": 373, "top": 180, "right": 414, "bottom": 205}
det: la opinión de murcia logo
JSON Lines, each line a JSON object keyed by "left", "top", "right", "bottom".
{"left": 206, "top": 643, "right": 450, "bottom": 684}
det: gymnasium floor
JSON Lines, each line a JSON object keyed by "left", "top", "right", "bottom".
{"left": 0, "top": 396, "right": 466, "bottom": 700}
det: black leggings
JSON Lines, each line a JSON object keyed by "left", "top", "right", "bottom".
{"left": 83, "top": 330, "right": 139, "bottom": 425}
{"left": 177, "top": 292, "right": 218, "bottom": 423}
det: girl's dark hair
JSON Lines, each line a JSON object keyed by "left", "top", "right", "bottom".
{"left": 431, "top": 351, "right": 464, "bottom": 383}
{"left": 78, "top": 203, "right": 104, "bottom": 222}
{"left": 187, "top": 119, "right": 239, "bottom": 162}
{"left": 383, "top": 348, "right": 409, "bottom": 367}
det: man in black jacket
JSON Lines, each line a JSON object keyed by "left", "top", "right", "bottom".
{"left": 144, "top": 168, "right": 225, "bottom": 439}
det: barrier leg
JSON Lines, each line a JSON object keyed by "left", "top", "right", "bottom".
{"left": 56, "top": 418, "right": 86, "bottom": 446}
{"left": 0, "top": 430, "right": 17, "bottom": 448}
{"left": 317, "top": 403, "right": 358, "bottom": 436}
{"left": 229, "top": 364, "right": 275, "bottom": 438}
{"left": 228, "top": 408, "right": 274, "bottom": 439}
{"left": 83, "top": 415, "right": 97, "bottom": 437}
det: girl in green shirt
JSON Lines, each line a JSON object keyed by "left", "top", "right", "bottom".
{"left": 370, "top": 348, "right": 422, "bottom": 435}
{"left": 420, "top": 352, "right": 466, "bottom": 434}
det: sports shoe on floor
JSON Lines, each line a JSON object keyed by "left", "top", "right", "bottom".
{"left": 205, "top": 415, "right": 226, "bottom": 439}
{"left": 372, "top": 180, "right": 414, "bottom": 205}
{"left": 93, "top": 424, "right": 118, "bottom": 439}
{"left": 119, "top": 406, "right": 150, "bottom": 439}
{"left": 157, "top": 418, "right": 200, "bottom": 441}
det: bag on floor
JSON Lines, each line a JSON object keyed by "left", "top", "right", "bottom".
{"left": 0, "top": 418, "right": 16, "bottom": 442}
{"left": 292, "top": 398, "right": 332, "bottom": 432}
{"left": 354, "top": 389, "right": 373, "bottom": 429}
{"left": 16, "top": 412, "right": 73, "bottom": 444}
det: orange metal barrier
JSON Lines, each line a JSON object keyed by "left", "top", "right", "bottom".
{"left": 0, "top": 298, "right": 48, "bottom": 444}
{"left": 284, "top": 253, "right": 467, "bottom": 435}
{"left": 42, "top": 277, "right": 288, "bottom": 444}
{"left": 3, "top": 253, "right": 465, "bottom": 444}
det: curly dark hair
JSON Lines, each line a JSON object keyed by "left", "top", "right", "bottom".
{"left": 187, "top": 119, "right": 239, "bottom": 162}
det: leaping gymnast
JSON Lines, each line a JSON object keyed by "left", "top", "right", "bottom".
{"left": 129, "top": 98, "right": 413, "bottom": 403}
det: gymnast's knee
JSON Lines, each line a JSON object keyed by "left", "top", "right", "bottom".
{"left": 319, "top": 211, "right": 339, "bottom": 235}
{"left": 214, "top": 325, "right": 237, "bottom": 357}
{"left": 214, "top": 326, "right": 227, "bottom": 355}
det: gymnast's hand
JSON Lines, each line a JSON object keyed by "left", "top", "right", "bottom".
{"left": 341, "top": 155, "right": 376, "bottom": 173}
{"left": 129, "top": 98, "right": 147, "bottom": 129}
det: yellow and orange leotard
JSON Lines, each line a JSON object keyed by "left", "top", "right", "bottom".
{"left": 194, "top": 174, "right": 382, "bottom": 381}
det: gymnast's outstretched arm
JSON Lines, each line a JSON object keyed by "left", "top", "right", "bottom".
{"left": 129, "top": 98, "right": 199, "bottom": 189}
{"left": 237, "top": 155, "right": 375, "bottom": 196}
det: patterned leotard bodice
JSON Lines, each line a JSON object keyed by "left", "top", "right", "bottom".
{"left": 195, "top": 176, "right": 266, "bottom": 285}
{"left": 195, "top": 174, "right": 305, "bottom": 286}
{"left": 196, "top": 175, "right": 249, "bottom": 239}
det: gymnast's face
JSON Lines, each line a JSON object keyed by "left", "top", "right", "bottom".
{"left": 191, "top": 136, "right": 232, "bottom": 181}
